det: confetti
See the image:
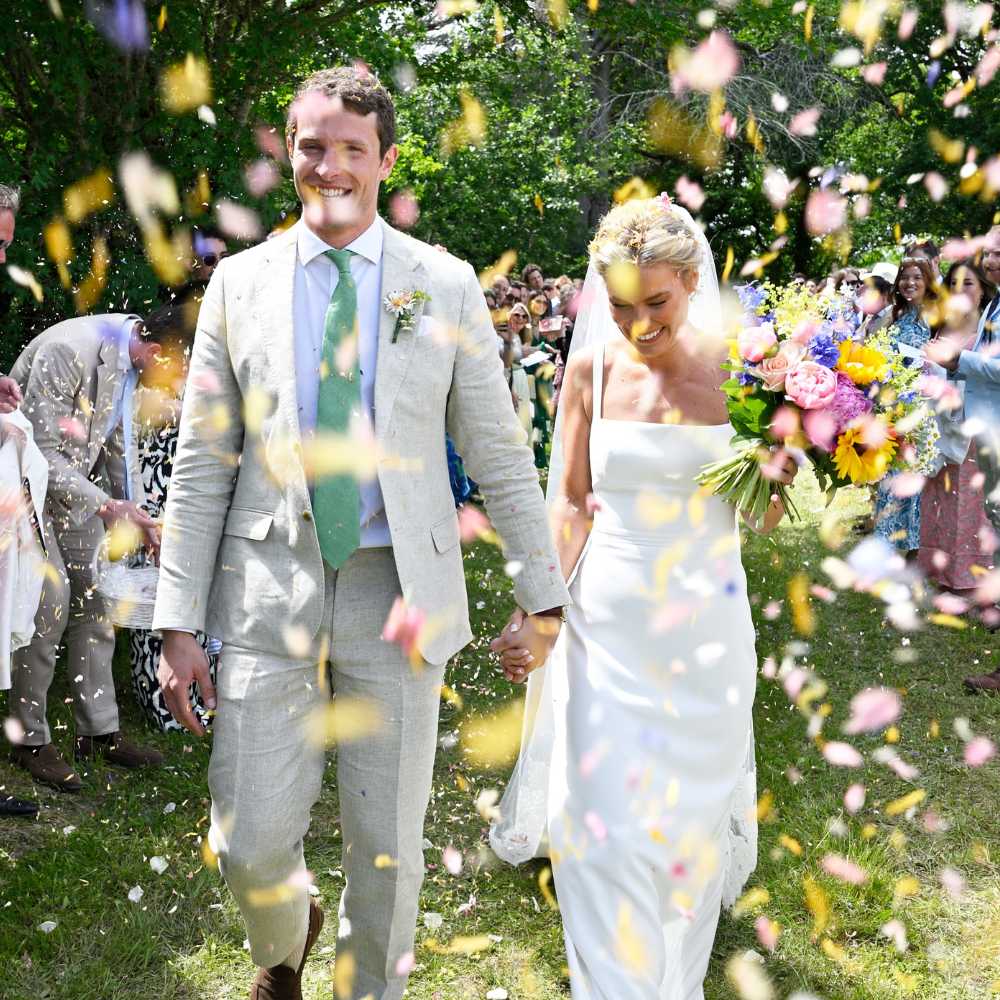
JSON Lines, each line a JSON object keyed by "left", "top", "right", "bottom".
{"left": 843, "top": 687, "right": 901, "bottom": 734}
{"left": 822, "top": 741, "right": 863, "bottom": 768}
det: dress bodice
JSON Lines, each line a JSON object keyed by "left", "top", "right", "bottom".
{"left": 588, "top": 347, "right": 739, "bottom": 542}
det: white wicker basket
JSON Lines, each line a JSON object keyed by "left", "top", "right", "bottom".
{"left": 92, "top": 537, "right": 160, "bottom": 630}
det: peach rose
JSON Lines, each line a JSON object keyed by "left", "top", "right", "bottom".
{"left": 751, "top": 341, "right": 806, "bottom": 391}
{"left": 737, "top": 322, "right": 778, "bottom": 362}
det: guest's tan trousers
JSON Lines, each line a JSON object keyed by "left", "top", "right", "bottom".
{"left": 207, "top": 547, "right": 445, "bottom": 1000}
{"left": 10, "top": 508, "right": 119, "bottom": 745}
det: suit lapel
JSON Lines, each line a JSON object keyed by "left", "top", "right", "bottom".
{"left": 375, "top": 222, "right": 428, "bottom": 436}
{"left": 90, "top": 334, "right": 119, "bottom": 469}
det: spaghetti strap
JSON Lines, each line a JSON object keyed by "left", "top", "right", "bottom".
{"left": 592, "top": 345, "right": 605, "bottom": 422}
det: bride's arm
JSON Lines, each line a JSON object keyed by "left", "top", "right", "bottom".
{"left": 740, "top": 449, "right": 799, "bottom": 535}
{"left": 550, "top": 349, "right": 596, "bottom": 580}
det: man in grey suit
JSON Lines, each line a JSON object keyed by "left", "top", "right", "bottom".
{"left": 0, "top": 183, "right": 25, "bottom": 415}
{"left": 9, "top": 313, "right": 166, "bottom": 790}
{"left": 931, "top": 226, "right": 1000, "bottom": 690}
{"left": 153, "top": 67, "right": 568, "bottom": 1000}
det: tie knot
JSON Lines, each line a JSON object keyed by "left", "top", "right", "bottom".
{"left": 325, "top": 248, "right": 354, "bottom": 277}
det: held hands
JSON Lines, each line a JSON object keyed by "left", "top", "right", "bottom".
{"left": 926, "top": 337, "right": 961, "bottom": 372}
{"left": 490, "top": 608, "right": 562, "bottom": 684}
{"left": 157, "top": 631, "right": 216, "bottom": 736}
{"left": 0, "top": 376, "right": 22, "bottom": 414}
{"left": 98, "top": 499, "right": 162, "bottom": 564}
{"left": 760, "top": 446, "right": 799, "bottom": 486}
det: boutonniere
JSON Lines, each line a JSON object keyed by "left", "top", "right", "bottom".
{"left": 385, "top": 289, "right": 431, "bottom": 344}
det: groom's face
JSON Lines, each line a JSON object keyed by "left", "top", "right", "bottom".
{"left": 288, "top": 93, "right": 398, "bottom": 247}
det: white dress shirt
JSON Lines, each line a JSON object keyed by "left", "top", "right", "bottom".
{"left": 293, "top": 218, "right": 390, "bottom": 548}
{"left": 105, "top": 315, "right": 142, "bottom": 501}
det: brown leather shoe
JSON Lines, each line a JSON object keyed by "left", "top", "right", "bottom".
{"left": 964, "top": 669, "right": 1000, "bottom": 694}
{"left": 11, "top": 743, "right": 82, "bottom": 792}
{"left": 250, "top": 899, "right": 324, "bottom": 1000}
{"left": 75, "top": 732, "right": 165, "bottom": 768}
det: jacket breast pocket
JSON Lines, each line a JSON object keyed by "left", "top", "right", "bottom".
{"left": 223, "top": 508, "right": 274, "bottom": 540}
{"left": 430, "top": 513, "right": 460, "bottom": 553}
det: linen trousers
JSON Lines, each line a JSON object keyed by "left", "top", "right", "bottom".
{"left": 10, "top": 508, "right": 119, "bottom": 745}
{"left": 207, "top": 547, "right": 445, "bottom": 1000}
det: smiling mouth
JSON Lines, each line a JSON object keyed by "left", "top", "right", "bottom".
{"left": 313, "top": 186, "right": 352, "bottom": 199}
{"left": 635, "top": 327, "right": 665, "bottom": 344}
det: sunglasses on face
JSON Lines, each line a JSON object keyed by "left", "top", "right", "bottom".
{"left": 0, "top": 238, "right": 11, "bottom": 252}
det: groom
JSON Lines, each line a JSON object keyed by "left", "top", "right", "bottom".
{"left": 152, "top": 66, "right": 568, "bottom": 1000}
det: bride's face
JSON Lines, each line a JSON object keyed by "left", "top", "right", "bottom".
{"left": 606, "top": 261, "right": 697, "bottom": 357}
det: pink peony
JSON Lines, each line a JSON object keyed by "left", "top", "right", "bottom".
{"left": 737, "top": 322, "right": 777, "bottom": 362}
{"left": 751, "top": 341, "right": 805, "bottom": 391}
{"left": 784, "top": 361, "right": 838, "bottom": 410}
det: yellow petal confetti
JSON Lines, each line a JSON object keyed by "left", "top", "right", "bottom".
{"left": 461, "top": 698, "right": 524, "bottom": 768}
{"left": 242, "top": 385, "right": 274, "bottom": 436}
{"left": 493, "top": 7, "right": 505, "bottom": 43}
{"left": 614, "top": 902, "right": 650, "bottom": 976}
{"left": 614, "top": 177, "right": 657, "bottom": 204}
{"left": 885, "top": 789, "right": 926, "bottom": 817}
{"left": 893, "top": 875, "right": 920, "bottom": 902}
{"left": 74, "top": 236, "right": 111, "bottom": 313}
{"left": 756, "top": 789, "right": 775, "bottom": 822}
{"left": 63, "top": 168, "right": 114, "bottom": 223}
{"left": 374, "top": 854, "right": 398, "bottom": 869}
{"left": 157, "top": 5, "right": 167, "bottom": 31}
{"left": 105, "top": 519, "right": 142, "bottom": 562}
{"left": 725, "top": 952, "right": 775, "bottom": 1000}
{"left": 160, "top": 54, "right": 212, "bottom": 114}
{"left": 820, "top": 937, "right": 847, "bottom": 962}
{"left": 788, "top": 572, "right": 815, "bottom": 635}
{"left": 6, "top": 265, "right": 44, "bottom": 303}
{"left": 732, "top": 886, "right": 770, "bottom": 918}
{"left": 479, "top": 249, "right": 517, "bottom": 290}
{"left": 44, "top": 218, "right": 73, "bottom": 288}
{"left": 779, "top": 833, "right": 803, "bottom": 856}
{"left": 440, "top": 89, "right": 486, "bottom": 155}
{"left": 803, "top": 875, "right": 830, "bottom": 939}
{"left": 307, "top": 696, "right": 383, "bottom": 747}
{"left": 547, "top": 0, "right": 569, "bottom": 29}
{"left": 333, "top": 951, "right": 355, "bottom": 999}
{"left": 722, "top": 245, "right": 735, "bottom": 283}
{"left": 539, "top": 865, "right": 558, "bottom": 910}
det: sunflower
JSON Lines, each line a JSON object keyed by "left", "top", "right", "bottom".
{"left": 833, "top": 424, "right": 898, "bottom": 484}
{"left": 836, "top": 341, "right": 890, "bottom": 385}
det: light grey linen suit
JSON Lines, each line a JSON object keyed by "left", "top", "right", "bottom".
{"left": 9, "top": 315, "right": 145, "bottom": 744}
{"left": 151, "top": 220, "right": 569, "bottom": 998}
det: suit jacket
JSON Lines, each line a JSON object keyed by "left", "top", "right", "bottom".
{"left": 151, "top": 220, "right": 570, "bottom": 665}
{"left": 10, "top": 315, "right": 145, "bottom": 527}
{"left": 954, "top": 297, "right": 1000, "bottom": 450}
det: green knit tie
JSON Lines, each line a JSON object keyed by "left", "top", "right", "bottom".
{"left": 314, "top": 248, "right": 361, "bottom": 569}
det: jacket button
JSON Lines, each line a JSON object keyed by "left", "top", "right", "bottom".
{"left": 302, "top": 511, "right": 313, "bottom": 522}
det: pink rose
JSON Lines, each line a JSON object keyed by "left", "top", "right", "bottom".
{"left": 751, "top": 341, "right": 806, "bottom": 391}
{"left": 784, "top": 361, "right": 838, "bottom": 410}
{"left": 737, "top": 322, "right": 777, "bottom": 362}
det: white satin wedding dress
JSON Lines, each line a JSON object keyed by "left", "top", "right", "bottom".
{"left": 491, "top": 346, "right": 758, "bottom": 1000}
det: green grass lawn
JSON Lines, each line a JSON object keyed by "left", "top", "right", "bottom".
{"left": 2, "top": 472, "right": 998, "bottom": 999}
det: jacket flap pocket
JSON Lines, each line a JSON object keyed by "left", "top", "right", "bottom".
{"left": 223, "top": 508, "right": 273, "bottom": 540}
{"left": 430, "top": 513, "right": 460, "bottom": 553}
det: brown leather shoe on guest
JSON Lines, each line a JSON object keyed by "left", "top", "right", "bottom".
{"left": 11, "top": 744, "right": 83, "bottom": 792}
{"left": 75, "top": 732, "right": 165, "bottom": 768}
{"left": 249, "top": 899, "right": 324, "bottom": 1000}
{"left": 964, "top": 669, "right": 1000, "bottom": 694}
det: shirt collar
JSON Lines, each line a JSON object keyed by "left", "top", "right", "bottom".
{"left": 117, "top": 316, "right": 142, "bottom": 374}
{"left": 297, "top": 216, "right": 384, "bottom": 269}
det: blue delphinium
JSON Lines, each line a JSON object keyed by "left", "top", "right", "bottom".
{"left": 737, "top": 365, "right": 759, "bottom": 386}
{"left": 809, "top": 331, "right": 841, "bottom": 368}
{"left": 736, "top": 283, "right": 768, "bottom": 311}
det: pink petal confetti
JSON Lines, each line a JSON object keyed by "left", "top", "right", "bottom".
{"left": 585, "top": 493, "right": 604, "bottom": 515}
{"left": 923, "top": 173, "right": 949, "bottom": 202}
{"left": 674, "top": 30, "right": 741, "bottom": 93}
{"left": 190, "top": 369, "right": 222, "bottom": 394}
{"left": 898, "top": 8, "right": 918, "bottom": 39}
{"left": 965, "top": 736, "right": 996, "bottom": 767}
{"left": 789, "top": 107, "right": 821, "bottom": 137}
{"left": 933, "top": 592, "right": 969, "bottom": 615}
{"left": 862, "top": 62, "right": 888, "bottom": 85}
{"left": 381, "top": 597, "right": 426, "bottom": 658}
{"left": 802, "top": 409, "right": 838, "bottom": 452}
{"left": 881, "top": 919, "right": 909, "bottom": 953}
{"left": 254, "top": 124, "right": 288, "bottom": 163}
{"left": 770, "top": 405, "right": 801, "bottom": 441}
{"left": 395, "top": 951, "right": 416, "bottom": 976}
{"left": 442, "top": 845, "right": 463, "bottom": 875}
{"left": 809, "top": 585, "right": 836, "bottom": 603}
{"left": 389, "top": 190, "right": 421, "bottom": 229}
{"left": 58, "top": 416, "right": 87, "bottom": 442}
{"left": 754, "top": 915, "right": 779, "bottom": 952}
{"left": 763, "top": 600, "right": 783, "bottom": 621}
{"left": 783, "top": 667, "right": 809, "bottom": 700}
{"left": 843, "top": 687, "right": 902, "bottom": 735}
{"left": 215, "top": 199, "right": 262, "bottom": 241}
{"left": 763, "top": 166, "right": 796, "bottom": 209}
{"left": 874, "top": 747, "right": 919, "bottom": 780}
{"left": 584, "top": 810, "right": 608, "bottom": 843}
{"left": 823, "top": 741, "right": 864, "bottom": 768}
{"left": 844, "top": 783, "right": 866, "bottom": 814}
{"left": 717, "top": 110, "right": 738, "bottom": 138}
{"left": 457, "top": 504, "right": 492, "bottom": 543}
{"left": 805, "top": 189, "right": 846, "bottom": 235}
{"left": 940, "top": 867, "right": 966, "bottom": 900}
{"left": 976, "top": 45, "right": 1000, "bottom": 86}
{"left": 675, "top": 175, "right": 706, "bottom": 212}
{"left": 244, "top": 159, "right": 280, "bottom": 197}
{"left": 761, "top": 656, "right": 778, "bottom": 679}
{"left": 821, "top": 853, "right": 868, "bottom": 885}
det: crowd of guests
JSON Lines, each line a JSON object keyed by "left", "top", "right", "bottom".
{"left": 2, "top": 174, "right": 998, "bottom": 818}
{"left": 781, "top": 237, "right": 1000, "bottom": 691}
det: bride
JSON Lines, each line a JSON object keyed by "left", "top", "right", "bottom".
{"left": 490, "top": 195, "right": 797, "bottom": 999}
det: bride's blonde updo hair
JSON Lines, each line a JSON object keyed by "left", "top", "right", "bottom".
{"left": 589, "top": 197, "right": 703, "bottom": 280}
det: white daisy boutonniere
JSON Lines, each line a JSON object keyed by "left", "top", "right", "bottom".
{"left": 385, "top": 288, "right": 431, "bottom": 343}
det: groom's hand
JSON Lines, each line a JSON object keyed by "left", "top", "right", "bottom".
{"left": 490, "top": 608, "right": 562, "bottom": 684}
{"left": 158, "top": 630, "right": 216, "bottom": 736}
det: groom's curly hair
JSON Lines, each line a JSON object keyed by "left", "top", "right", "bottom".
{"left": 285, "top": 66, "right": 396, "bottom": 157}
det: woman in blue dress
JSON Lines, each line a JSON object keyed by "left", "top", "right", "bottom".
{"left": 873, "top": 257, "right": 938, "bottom": 554}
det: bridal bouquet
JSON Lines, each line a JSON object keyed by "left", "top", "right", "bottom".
{"left": 696, "top": 280, "right": 939, "bottom": 521}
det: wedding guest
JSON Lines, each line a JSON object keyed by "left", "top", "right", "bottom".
{"left": 7, "top": 314, "right": 166, "bottom": 792}
{"left": 0, "top": 184, "right": 24, "bottom": 414}
{"left": 528, "top": 291, "right": 551, "bottom": 329}
{"left": 857, "top": 273, "right": 893, "bottom": 339}
{"left": 522, "top": 262, "right": 544, "bottom": 292}
{"left": 918, "top": 259, "right": 993, "bottom": 594}
{"left": 492, "top": 273, "right": 511, "bottom": 302}
{"left": 508, "top": 305, "right": 534, "bottom": 435}
{"left": 905, "top": 238, "right": 942, "bottom": 280}
{"left": 873, "top": 256, "right": 938, "bottom": 556}
{"left": 507, "top": 301, "right": 533, "bottom": 350}
{"left": 833, "top": 267, "right": 862, "bottom": 297}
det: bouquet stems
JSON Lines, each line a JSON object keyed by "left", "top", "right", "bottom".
{"left": 696, "top": 437, "right": 800, "bottom": 524}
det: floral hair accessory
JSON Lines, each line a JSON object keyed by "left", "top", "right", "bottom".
{"left": 384, "top": 288, "right": 431, "bottom": 343}
{"left": 658, "top": 191, "right": 674, "bottom": 210}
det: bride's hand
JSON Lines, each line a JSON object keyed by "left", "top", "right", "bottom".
{"left": 761, "top": 446, "right": 799, "bottom": 486}
{"left": 490, "top": 608, "right": 561, "bottom": 683}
